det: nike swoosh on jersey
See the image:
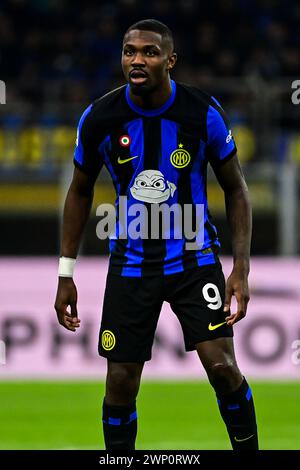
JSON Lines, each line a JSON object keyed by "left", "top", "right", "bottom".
{"left": 208, "top": 321, "right": 227, "bottom": 331}
{"left": 117, "top": 156, "right": 139, "bottom": 164}
{"left": 234, "top": 434, "right": 254, "bottom": 442}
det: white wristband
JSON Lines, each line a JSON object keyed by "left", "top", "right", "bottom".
{"left": 58, "top": 257, "right": 76, "bottom": 278}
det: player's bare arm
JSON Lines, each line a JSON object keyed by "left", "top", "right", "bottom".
{"left": 54, "top": 167, "right": 97, "bottom": 332}
{"left": 213, "top": 154, "right": 252, "bottom": 326}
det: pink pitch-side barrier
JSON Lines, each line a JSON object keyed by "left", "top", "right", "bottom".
{"left": 0, "top": 257, "right": 299, "bottom": 379}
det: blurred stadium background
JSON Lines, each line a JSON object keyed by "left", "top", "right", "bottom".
{"left": 0, "top": 0, "right": 300, "bottom": 450}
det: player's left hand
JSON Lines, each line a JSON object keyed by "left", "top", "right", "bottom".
{"left": 223, "top": 269, "right": 250, "bottom": 326}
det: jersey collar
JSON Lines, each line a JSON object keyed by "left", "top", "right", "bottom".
{"left": 125, "top": 79, "right": 176, "bottom": 117}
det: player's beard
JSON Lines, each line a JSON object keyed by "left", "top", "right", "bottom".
{"left": 129, "top": 81, "right": 156, "bottom": 96}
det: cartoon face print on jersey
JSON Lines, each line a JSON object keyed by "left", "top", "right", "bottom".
{"left": 130, "top": 170, "right": 177, "bottom": 203}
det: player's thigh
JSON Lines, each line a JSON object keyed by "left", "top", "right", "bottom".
{"left": 99, "top": 273, "right": 163, "bottom": 362}
{"left": 106, "top": 360, "right": 145, "bottom": 386}
{"left": 169, "top": 262, "right": 233, "bottom": 351}
{"left": 107, "top": 360, "right": 144, "bottom": 378}
{"left": 195, "top": 336, "right": 239, "bottom": 372}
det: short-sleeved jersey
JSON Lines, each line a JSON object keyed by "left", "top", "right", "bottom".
{"left": 74, "top": 80, "right": 237, "bottom": 277}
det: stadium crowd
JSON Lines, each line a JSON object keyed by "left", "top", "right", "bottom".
{"left": 0, "top": 0, "right": 299, "bottom": 105}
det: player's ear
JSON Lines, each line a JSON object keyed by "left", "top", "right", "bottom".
{"left": 167, "top": 52, "right": 177, "bottom": 71}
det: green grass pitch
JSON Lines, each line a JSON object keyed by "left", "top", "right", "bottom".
{"left": 0, "top": 381, "right": 299, "bottom": 450}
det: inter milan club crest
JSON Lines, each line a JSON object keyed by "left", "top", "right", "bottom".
{"left": 170, "top": 143, "right": 191, "bottom": 168}
{"left": 119, "top": 135, "right": 131, "bottom": 147}
{"left": 101, "top": 330, "right": 116, "bottom": 351}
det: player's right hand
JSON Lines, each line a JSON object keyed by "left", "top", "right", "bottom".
{"left": 54, "top": 278, "right": 81, "bottom": 332}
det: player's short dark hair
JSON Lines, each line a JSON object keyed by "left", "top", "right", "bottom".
{"left": 124, "top": 19, "right": 174, "bottom": 52}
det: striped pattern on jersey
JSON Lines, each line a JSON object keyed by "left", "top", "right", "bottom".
{"left": 74, "top": 80, "right": 237, "bottom": 276}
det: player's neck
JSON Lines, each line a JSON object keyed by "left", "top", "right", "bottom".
{"left": 129, "top": 77, "right": 172, "bottom": 110}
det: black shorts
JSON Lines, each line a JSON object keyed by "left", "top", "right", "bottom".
{"left": 98, "top": 262, "right": 233, "bottom": 362}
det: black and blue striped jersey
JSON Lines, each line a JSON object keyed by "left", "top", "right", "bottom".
{"left": 74, "top": 80, "right": 237, "bottom": 277}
